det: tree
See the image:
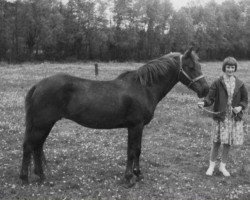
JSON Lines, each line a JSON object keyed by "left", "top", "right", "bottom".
{"left": 168, "top": 9, "right": 195, "bottom": 53}
{"left": 221, "top": 0, "right": 245, "bottom": 58}
{"left": 0, "top": 0, "right": 10, "bottom": 61}
{"left": 0, "top": 0, "right": 250, "bottom": 62}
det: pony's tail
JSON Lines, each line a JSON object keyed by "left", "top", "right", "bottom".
{"left": 24, "top": 85, "right": 36, "bottom": 135}
{"left": 25, "top": 85, "right": 48, "bottom": 171}
{"left": 21, "top": 85, "right": 37, "bottom": 178}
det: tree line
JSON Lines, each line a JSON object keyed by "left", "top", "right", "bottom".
{"left": 0, "top": 0, "right": 250, "bottom": 62}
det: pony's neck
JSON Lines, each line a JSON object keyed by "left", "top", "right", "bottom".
{"left": 148, "top": 66, "right": 179, "bottom": 104}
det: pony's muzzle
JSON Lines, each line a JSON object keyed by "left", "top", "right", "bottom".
{"left": 199, "top": 85, "right": 209, "bottom": 98}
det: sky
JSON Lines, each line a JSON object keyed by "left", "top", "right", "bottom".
{"left": 59, "top": 0, "right": 230, "bottom": 10}
{"left": 6, "top": 0, "right": 233, "bottom": 11}
{"left": 171, "top": 0, "right": 228, "bottom": 10}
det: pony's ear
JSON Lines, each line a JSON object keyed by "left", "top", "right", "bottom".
{"left": 183, "top": 46, "right": 193, "bottom": 58}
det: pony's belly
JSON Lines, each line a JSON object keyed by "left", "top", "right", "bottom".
{"left": 72, "top": 118, "right": 127, "bottom": 129}
{"left": 67, "top": 111, "right": 127, "bottom": 129}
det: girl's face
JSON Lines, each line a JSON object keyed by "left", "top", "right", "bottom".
{"left": 225, "top": 65, "right": 235, "bottom": 77}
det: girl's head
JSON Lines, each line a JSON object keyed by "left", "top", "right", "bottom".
{"left": 222, "top": 57, "right": 237, "bottom": 77}
{"left": 222, "top": 57, "right": 237, "bottom": 72}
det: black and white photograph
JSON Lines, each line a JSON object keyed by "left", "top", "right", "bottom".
{"left": 0, "top": 0, "right": 249, "bottom": 199}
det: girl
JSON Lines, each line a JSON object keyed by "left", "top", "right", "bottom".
{"left": 198, "top": 57, "right": 248, "bottom": 177}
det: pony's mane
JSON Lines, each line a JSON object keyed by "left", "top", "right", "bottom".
{"left": 117, "top": 52, "right": 181, "bottom": 86}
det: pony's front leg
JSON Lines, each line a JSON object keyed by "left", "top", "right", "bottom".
{"left": 123, "top": 123, "right": 143, "bottom": 188}
{"left": 133, "top": 133, "right": 144, "bottom": 182}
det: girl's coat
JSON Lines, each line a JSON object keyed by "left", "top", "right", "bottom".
{"left": 204, "top": 76, "right": 248, "bottom": 121}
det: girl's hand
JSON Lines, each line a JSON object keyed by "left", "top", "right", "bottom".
{"left": 233, "top": 106, "right": 242, "bottom": 114}
{"left": 198, "top": 101, "right": 205, "bottom": 109}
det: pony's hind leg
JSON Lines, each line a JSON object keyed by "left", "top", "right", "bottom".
{"left": 20, "top": 125, "right": 53, "bottom": 184}
{"left": 33, "top": 146, "right": 46, "bottom": 181}
{"left": 32, "top": 126, "right": 53, "bottom": 182}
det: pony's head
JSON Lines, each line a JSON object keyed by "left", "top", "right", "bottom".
{"left": 178, "top": 47, "right": 209, "bottom": 98}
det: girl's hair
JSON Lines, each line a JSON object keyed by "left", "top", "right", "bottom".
{"left": 222, "top": 57, "right": 237, "bottom": 72}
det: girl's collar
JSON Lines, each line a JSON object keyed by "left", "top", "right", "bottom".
{"left": 223, "top": 74, "right": 235, "bottom": 81}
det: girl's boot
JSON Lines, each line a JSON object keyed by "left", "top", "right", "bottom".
{"left": 219, "top": 162, "right": 230, "bottom": 177}
{"left": 206, "top": 161, "right": 216, "bottom": 176}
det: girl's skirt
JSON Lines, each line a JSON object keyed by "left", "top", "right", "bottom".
{"left": 212, "top": 118, "right": 246, "bottom": 146}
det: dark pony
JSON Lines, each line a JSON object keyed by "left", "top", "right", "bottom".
{"left": 20, "top": 47, "right": 209, "bottom": 187}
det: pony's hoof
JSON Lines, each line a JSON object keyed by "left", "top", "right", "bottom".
{"left": 37, "top": 176, "right": 45, "bottom": 184}
{"left": 21, "top": 180, "right": 29, "bottom": 185}
{"left": 135, "top": 173, "right": 144, "bottom": 182}
{"left": 39, "top": 174, "right": 45, "bottom": 181}
{"left": 34, "top": 170, "right": 46, "bottom": 181}
{"left": 119, "top": 175, "right": 137, "bottom": 188}
{"left": 20, "top": 176, "right": 29, "bottom": 185}
{"left": 133, "top": 169, "right": 144, "bottom": 182}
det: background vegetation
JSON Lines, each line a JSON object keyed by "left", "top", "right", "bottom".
{"left": 0, "top": 61, "right": 249, "bottom": 199}
{"left": 1, "top": 0, "right": 250, "bottom": 62}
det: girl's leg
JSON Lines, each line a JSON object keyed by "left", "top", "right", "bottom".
{"left": 210, "top": 142, "right": 221, "bottom": 162}
{"left": 219, "top": 144, "right": 231, "bottom": 176}
{"left": 221, "top": 144, "right": 230, "bottom": 163}
{"left": 206, "top": 142, "right": 220, "bottom": 176}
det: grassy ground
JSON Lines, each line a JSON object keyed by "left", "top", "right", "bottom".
{"left": 0, "top": 61, "right": 250, "bottom": 200}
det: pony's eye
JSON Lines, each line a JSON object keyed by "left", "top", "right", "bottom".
{"left": 189, "top": 67, "right": 196, "bottom": 71}
{"left": 187, "top": 64, "right": 195, "bottom": 69}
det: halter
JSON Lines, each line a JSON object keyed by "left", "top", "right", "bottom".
{"left": 178, "top": 55, "right": 205, "bottom": 88}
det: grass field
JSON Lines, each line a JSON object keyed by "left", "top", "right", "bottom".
{"left": 0, "top": 61, "right": 250, "bottom": 200}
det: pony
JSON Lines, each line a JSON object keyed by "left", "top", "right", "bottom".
{"left": 20, "top": 47, "right": 209, "bottom": 187}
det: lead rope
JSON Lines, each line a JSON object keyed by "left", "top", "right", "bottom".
{"left": 199, "top": 107, "right": 221, "bottom": 115}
